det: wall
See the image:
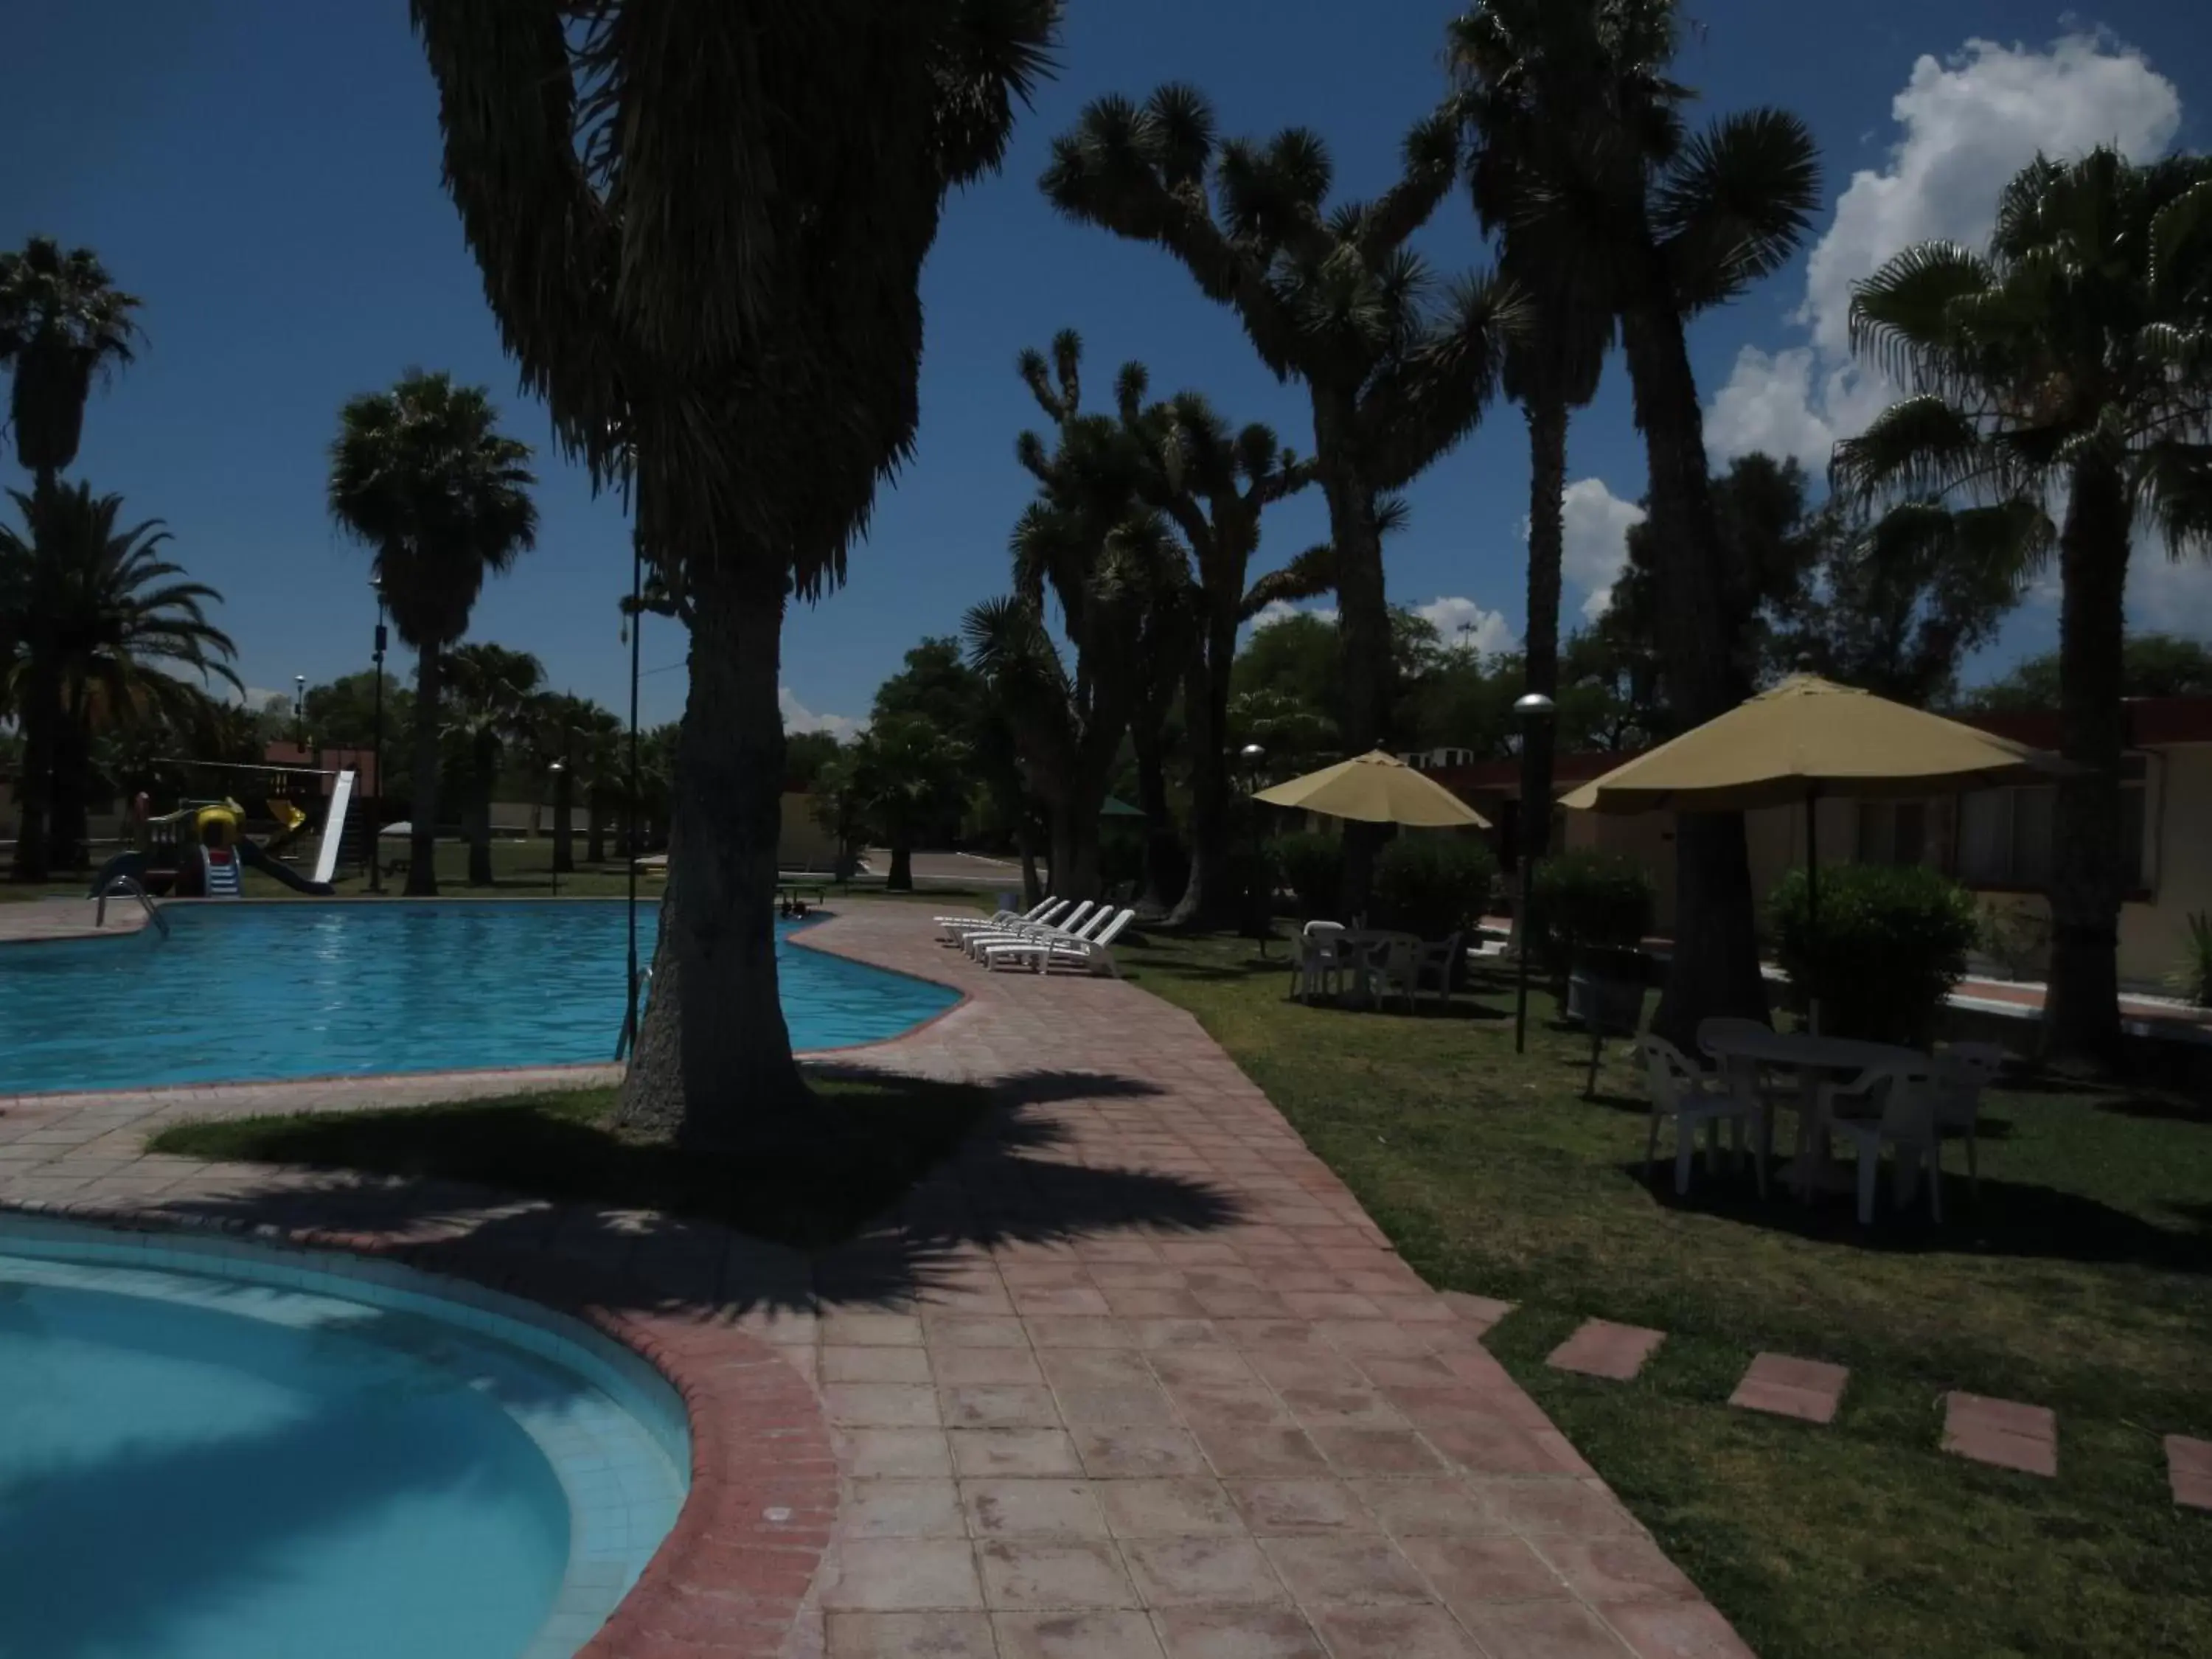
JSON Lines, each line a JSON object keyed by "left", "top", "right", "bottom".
{"left": 779, "top": 791, "right": 838, "bottom": 870}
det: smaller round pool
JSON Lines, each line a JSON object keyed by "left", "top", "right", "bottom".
{"left": 0, "top": 1214, "right": 689, "bottom": 1659}
{"left": 0, "top": 902, "right": 958, "bottom": 1094}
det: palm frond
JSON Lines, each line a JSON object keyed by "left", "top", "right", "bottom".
{"left": 1240, "top": 541, "right": 1336, "bottom": 617}
{"left": 1655, "top": 108, "right": 1822, "bottom": 310}
{"left": 1845, "top": 242, "right": 1995, "bottom": 386}
{"left": 1830, "top": 395, "right": 2010, "bottom": 506}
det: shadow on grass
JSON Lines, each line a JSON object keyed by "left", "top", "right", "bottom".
{"left": 1621, "top": 1156, "right": 2212, "bottom": 1273}
{"left": 139, "top": 1062, "right": 1243, "bottom": 1318}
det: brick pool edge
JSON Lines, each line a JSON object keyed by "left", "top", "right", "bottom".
{"left": 0, "top": 1200, "right": 835, "bottom": 1659}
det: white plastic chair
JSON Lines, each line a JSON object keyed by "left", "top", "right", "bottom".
{"left": 1933, "top": 1040, "right": 2006, "bottom": 1197}
{"left": 1412, "top": 932, "right": 1464, "bottom": 1009}
{"left": 1823, "top": 1064, "right": 1946, "bottom": 1225}
{"left": 1695, "top": 1016, "right": 1791, "bottom": 1172}
{"left": 986, "top": 908, "right": 1137, "bottom": 976}
{"left": 1638, "top": 1035, "right": 1763, "bottom": 1199}
{"left": 961, "top": 900, "right": 1096, "bottom": 960}
{"left": 1360, "top": 933, "right": 1420, "bottom": 1012}
{"left": 1293, "top": 921, "right": 1349, "bottom": 1003}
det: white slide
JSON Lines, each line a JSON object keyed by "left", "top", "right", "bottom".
{"left": 312, "top": 769, "right": 356, "bottom": 888}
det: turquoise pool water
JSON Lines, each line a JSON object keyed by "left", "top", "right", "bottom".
{"left": 0, "top": 902, "right": 956, "bottom": 1094}
{"left": 0, "top": 1214, "right": 688, "bottom": 1659}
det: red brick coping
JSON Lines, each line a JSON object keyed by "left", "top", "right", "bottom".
{"left": 2, "top": 1201, "right": 834, "bottom": 1659}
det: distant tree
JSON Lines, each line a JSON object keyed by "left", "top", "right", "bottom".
{"left": 442, "top": 643, "right": 544, "bottom": 886}
{"left": 1044, "top": 85, "right": 1522, "bottom": 914}
{"left": 529, "top": 691, "right": 618, "bottom": 873}
{"left": 0, "top": 237, "right": 142, "bottom": 490}
{"left": 783, "top": 729, "right": 845, "bottom": 794}
{"left": 302, "top": 669, "right": 417, "bottom": 756}
{"left": 843, "top": 713, "right": 967, "bottom": 891}
{"left": 870, "top": 635, "right": 992, "bottom": 844}
{"left": 1, "top": 482, "right": 237, "bottom": 878}
{"left": 1962, "top": 635, "right": 2212, "bottom": 713}
{"left": 327, "top": 370, "right": 537, "bottom": 897}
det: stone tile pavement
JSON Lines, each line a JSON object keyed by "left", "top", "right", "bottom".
{"left": 0, "top": 900, "right": 1754, "bottom": 1658}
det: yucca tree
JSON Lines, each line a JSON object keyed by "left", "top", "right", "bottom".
{"left": 0, "top": 482, "right": 239, "bottom": 878}
{"left": 0, "top": 237, "right": 143, "bottom": 491}
{"left": 1142, "top": 392, "right": 1326, "bottom": 927}
{"left": 409, "top": 0, "right": 1062, "bottom": 1147}
{"left": 1441, "top": 0, "right": 1821, "bottom": 1042}
{"left": 1043, "top": 85, "right": 1521, "bottom": 913}
{"left": 1835, "top": 147, "right": 2212, "bottom": 1065}
{"left": 442, "top": 643, "right": 546, "bottom": 886}
{"left": 328, "top": 370, "right": 538, "bottom": 898}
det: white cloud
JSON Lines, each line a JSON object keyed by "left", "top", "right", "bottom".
{"left": 234, "top": 685, "right": 291, "bottom": 710}
{"left": 1554, "top": 479, "right": 1647, "bottom": 622}
{"left": 1246, "top": 599, "right": 1337, "bottom": 630}
{"left": 1706, "top": 33, "right": 2183, "bottom": 467}
{"left": 2125, "top": 557, "right": 2212, "bottom": 638}
{"left": 1415, "top": 597, "right": 1518, "bottom": 655}
{"left": 780, "top": 687, "right": 863, "bottom": 740}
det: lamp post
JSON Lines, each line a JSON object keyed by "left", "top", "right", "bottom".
{"left": 1239, "top": 742, "right": 1268, "bottom": 957}
{"left": 369, "top": 577, "right": 387, "bottom": 894}
{"left": 548, "top": 761, "right": 565, "bottom": 898}
{"left": 292, "top": 674, "right": 307, "bottom": 750}
{"left": 1512, "top": 692, "right": 1556, "bottom": 1054}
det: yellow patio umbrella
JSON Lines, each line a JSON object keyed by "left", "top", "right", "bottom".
{"left": 1559, "top": 674, "right": 2072, "bottom": 1026}
{"left": 1253, "top": 749, "right": 1490, "bottom": 828}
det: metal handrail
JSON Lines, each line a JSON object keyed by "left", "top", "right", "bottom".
{"left": 613, "top": 964, "right": 651, "bottom": 1061}
{"left": 95, "top": 874, "right": 170, "bottom": 939}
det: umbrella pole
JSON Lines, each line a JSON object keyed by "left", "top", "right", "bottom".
{"left": 1804, "top": 784, "right": 1820, "bottom": 1035}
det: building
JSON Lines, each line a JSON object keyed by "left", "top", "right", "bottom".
{"left": 1426, "top": 696, "right": 2212, "bottom": 992}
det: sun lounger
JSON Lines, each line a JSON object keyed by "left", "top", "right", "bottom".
{"left": 962, "top": 900, "right": 1107, "bottom": 961}
{"left": 984, "top": 907, "right": 1136, "bottom": 977}
{"left": 938, "top": 897, "right": 1060, "bottom": 943}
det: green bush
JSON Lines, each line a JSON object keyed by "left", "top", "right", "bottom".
{"left": 1530, "top": 850, "right": 1655, "bottom": 976}
{"left": 1374, "top": 835, "right": 1499, "bottom": 939}
{"left": 1768, "top": 863, "right": 1978, "bottom": 1046}
{"left": 2169, "top": 911, "right": 2212, "bottom": 1008}
{"left": 1274, "top": 831, "right": 1343, "bottom": 919}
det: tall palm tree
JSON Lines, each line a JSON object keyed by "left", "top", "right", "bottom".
{"left": 1043, "top": 86, "right": 1521, "bottom": 914}
{"left": 442, "top": 642, "right": 546, "bottom": 886}
{"left": 0, "top": 483, "right": 238, "bottom": 879}
{"left": 1141, "top": 392, "right": 1325, "bottom": 927}
{"left": 1441, "top": 0, "right": 1821, "bottom": 1042}
{"left": 409, "top": 0, "right": 1062, "bottom": 1150}
{"left": 327, "top": 369, "right": 538, "bottom": 898}
{"left": 0, "top": 237, "right": 143, "bottom": 490}
{"left": 531, "top": 692, "right": 620, "bottom": 872}
{"left": 1835, "top": 147, "right": 2212, "bottom": 1065}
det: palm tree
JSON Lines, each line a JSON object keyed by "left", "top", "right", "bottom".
{"left": 531, "top": 692, "right": 622, "bottom": 872}
{"left": 1043, "top": 85, "right": 1521, "bottom": 912}
{"left": 1440, "top": 0, "right": 1821, "bottom": 1042}
{"left": 1834, "top": 147, "right": 2212, "bottom": 1065}
{"left": 409, "top": 0, "right": 1062, "bottom": 1150}
{"left": 442, "top": 643, "right": 546, "bottom": 886}
{"left": 0, "top": 483, "right": 238, "bottom": 878}
{"left": 327, "top": 369, "right": 538, "bottom": 898}
{"left": 845, "top": 713, "right": 968, "bottom": 891}
{"left": 0, "top": 237, "right": 143, "bottom": 490}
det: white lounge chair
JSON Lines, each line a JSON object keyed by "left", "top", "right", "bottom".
{"left": 961, "top": 900, "right": 1102, "bottom": 961}
{"left": 985, "top": 907, "right": 1136, "bottom": 976}
{"left": 939, "top": 897, "right": 1060, "bottom": 944}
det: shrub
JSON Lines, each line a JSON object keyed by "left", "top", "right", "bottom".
{"left": 1374, "top": 834, "right": 1498, "bottom": 939}
{"left": 2170, "top": 911, "right": 2212, "bottom": 1008}
{"left": 1768, "top": 863, "right": 1978, "bottom": 1046}
{"left": 1978, "top": 898, "right": 2051, "bottom": 981}
{"left": 1274, "top": 831, "right": 1343, "bottom": 919}
{"left": 1529, "top": 850, "right": 1655, "bottom": 977}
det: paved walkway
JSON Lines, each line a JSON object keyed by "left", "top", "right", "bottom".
{"left": 1, "top": 901, "right": 1750, "bottom": 1659}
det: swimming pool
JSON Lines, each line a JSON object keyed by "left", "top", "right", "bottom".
{"left": 0, "top": 1211, "right": 688, "bottom": 1659}
{"left": 0, "top": 902, "right": 957, "bottom": 1095}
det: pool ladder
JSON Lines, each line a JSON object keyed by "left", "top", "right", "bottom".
{"left": 94, "top": 874, "right": 170, "bottom": 939}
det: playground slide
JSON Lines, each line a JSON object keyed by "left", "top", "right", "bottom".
{"left": 237, "top": 836, "right": 335, "bottom": 896}
{"left": 88, "top": 850, "right": 159, "bottom": 897}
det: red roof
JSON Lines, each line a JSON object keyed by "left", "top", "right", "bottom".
{"left": 1425, "top": 748, "right": 1645, "bottom": 800}
{"left": 1958, "top": 696, "right": 2212, "bottom": 750}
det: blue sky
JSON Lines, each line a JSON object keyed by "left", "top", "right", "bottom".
{"left": 5, "top": 1, "right": 2207, "bottom": 734}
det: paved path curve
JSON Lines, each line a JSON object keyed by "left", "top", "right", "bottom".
{"left": 0, "top": 900, "right": 1750, "bottom": 1658}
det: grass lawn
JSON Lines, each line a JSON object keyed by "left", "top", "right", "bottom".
{"left": 147, "top": 1071, "right": 990, "bottom": 1251}
{"left": 1, "top": 836, "right": 992, "bottom": 905}
{"left": 1116, "top": 930, "right": 2212, "bottom": 1659}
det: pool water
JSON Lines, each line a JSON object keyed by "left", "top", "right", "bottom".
{"left": 0, "top": 1217, "right": 687, "bottom": 1659}
{"left": 0, "top": 902, "right": 956, "bottom": 1094}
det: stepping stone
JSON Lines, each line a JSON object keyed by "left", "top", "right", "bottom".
{"left": 1941, "top": 1392, "right": 2056, "bottom": 1477}
{"left": 1729, "top": 1353, "right": 1848, "bottom": 1425}
{"left": 2167, "top": 1436, "right": 2212, "bottom": 1510}
{"left": 1546, "top": 1318, "right": 1664, "bottom": 1381}
{"left": 1441, "top": 1290, "right": 1514, "bottom": 1334}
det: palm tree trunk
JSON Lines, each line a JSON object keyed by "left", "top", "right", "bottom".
{"left": 888, "top": 835, "right": 914, "bottom": 891}
{"left": 2043, "top": 457, "right": 2129, "bottom": 1068}
{"left": 1313, "top": 397, "right": 1389, "bottom": 919}
{"left": 552, "top": 766, "right": 574, "bottom": 874}
{"left": 585, "top": 794, "right": 607, "bottom": 865}
{"left": 406, "top": 643, "right": 443, "bottom": 897}
{"left": 46, "top": 705, "right": 91, "bottom": 874}
{"left": 9, "top": 668, "right": 58, "bottom": 884}
{"left": 616, "top": 559, "right": 809, "bottom": 1147}
{"left": 467, "top": 782, "right": 494, "bottom": 885}
{"left": 1521, "top": 394, "right": 1568, "bottom": 863}
{"left": 1618, "top": 297, "right": 1768, "bottom": 1045}
{"left": 1169, "top": 621, "right": 1236, "bottom": 928}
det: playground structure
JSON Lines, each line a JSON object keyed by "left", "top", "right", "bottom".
{"left": 90, "top": 766, "right": 357, "bottom": 900}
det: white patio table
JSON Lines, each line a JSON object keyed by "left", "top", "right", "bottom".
{"left": 1699, "top": 1026, "right": 1928, "bottom": 1198}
